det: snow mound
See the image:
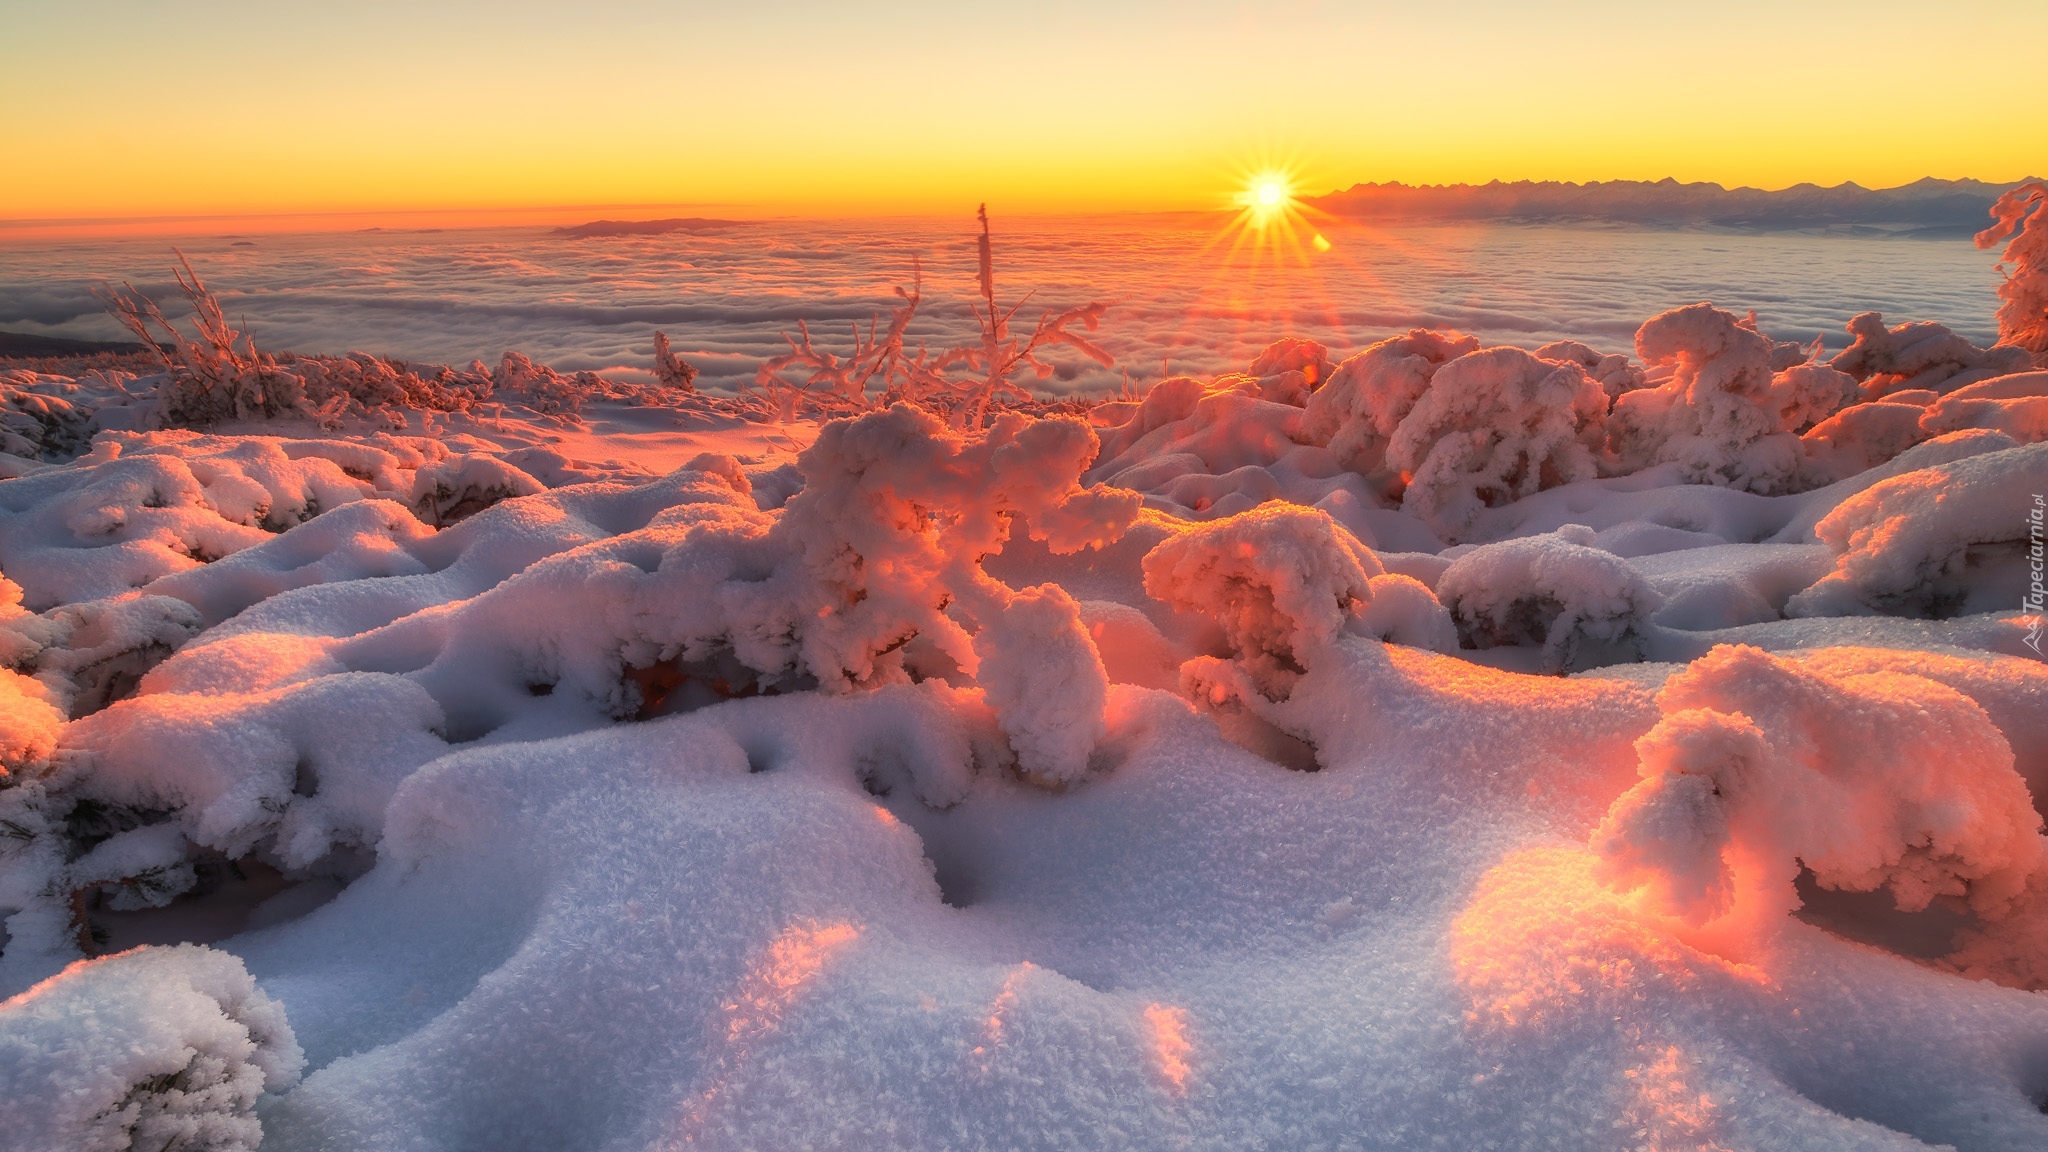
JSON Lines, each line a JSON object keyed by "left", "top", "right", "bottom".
{"left": 1303, "top": 328, "right": 1479, "bottom": 476}
{"left": 1141, "top": 504, "right": 1410, "bottom": 698}
{"left": 1388, "top": 346, "right": 1608, "bottom": 538}
{"left": 1612, "top": 303, "right": 1856, "bottom": 494}
{"left": 1787, "top": 441, "right": 2048, "bottom": 618}
{"left": 0, "top": 944, "right": 302, "bottom": 1152}
{"left": 1831, "top": 311, "right": 2033, "bottom": 399}
{"left": 1593, "top": 644, "right": 2046, "bottom": 934}
{"left": 1437, "top": 525, "right": 1663, "bottom": 672}
{"left": 1918, "top": 369, "right": 2048, "bottom": 442}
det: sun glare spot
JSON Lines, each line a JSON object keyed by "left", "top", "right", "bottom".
{"left": 1144, "top": 1002, "right": 1193, "bottom": 1094}
{"left": 1242, "top": 172, "right": 1296, "bottom": 226}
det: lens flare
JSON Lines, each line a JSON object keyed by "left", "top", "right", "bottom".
{"left": 1241, "top": 172, "right": 1295, "bottom": 226}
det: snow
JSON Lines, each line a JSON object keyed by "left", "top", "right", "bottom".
{"left": 0, "top": 944, "right": 301, "bottom": 1152}
{"left": 3, "top": 283, "right": 2048, "bottom": 1150}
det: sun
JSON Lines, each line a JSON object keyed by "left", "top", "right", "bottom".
{"left": 1241, "top": 173, "right": 1295, "bottom": 225}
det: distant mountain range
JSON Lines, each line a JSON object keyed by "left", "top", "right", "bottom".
{"left": 1304, "top": 177, "right": 2039, "bottom": 234}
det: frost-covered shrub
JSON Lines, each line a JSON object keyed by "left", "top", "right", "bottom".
{"left": 1610, "top": 304, "right": 1856, "bottom": 493}
{"left": 0, "top": 431, "right": 467, "bottom": 612}
{"left": 1592, "top": 644, "right": 2045, "bottom": 929}
{"left": 0, "top": 671, "right": 451, "bottom": 979}
{"left": 1302, "top": 329, "right": 1479, "bottom": 475}
{"left": 1533, "top": 339, "right": 1645, "bottom": 401}
{"left": 409, "top": 453, "right": 545, "bottom": 527}
{"left": 1786, "top": 441, "right": 2048, "bottom": 618}
{"left": 1086, "top": 379, "right": 1305, "bottom": 491}
{"left": 1916, "top": 370, "right": 2048, "bottom": 442}
{"left": 1232, "top": 337, "right": 1333, "bottom": 407}
{"left": 386, "top": 406, "right": 1138, "bottom": 786}
{"left": 0, "top": 944, "right": 303, "bottom": 1152}
{"left": 1386, "top": 347, "right": 1609, "bottom": 539}
{"left": 27, "top": 595, "right": 203, "bottom": 718}
{"left": 493, "top": 351, "right": 616, "bottom": 417}
{"left": 1436, "top": 525, "right": 1662, "bottom": 673}
{"left": 0, "top": 668, "right": 62, "bottom": 777}
{"left": 1975, "top": 180, "right": 2048, "bottom": 360}
{"left": 652, "top": 331, "right": 700, "bottom": 392}
{"left": 1141, "top": 505, "right": 1450, "bottom": 699}
{"left": 757, "top": 208, "right": 1114, "bottom": 425}
{"left": 0, "top": 371, "right": 96, "bottom": 463}
{"left": 97, "top": 254, "right": 696, "bottom": 432}
{"left": 1798, "top": 400, "right": 1933, "bottom": 484}
{"left": 1829, "top": 311, "right": 2032, "bottom": 398}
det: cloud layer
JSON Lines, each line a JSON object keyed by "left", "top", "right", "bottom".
{"left": 0, "top": 215, "right": 2007, "bottom": 396}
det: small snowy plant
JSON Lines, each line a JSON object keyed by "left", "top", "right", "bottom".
{"left": 1593, "top": 644, "right": 2046, "bottom": 932}
{"left": 1787, "top": 441, "right": 2048, "bottom": 618}
{"left": 755, "top": 207, "right": 1114, "bottom": 425}
{"left": 1829, "top": 311, "right": 2031, "bottom": 398}
{"left": 1436, "top": 526, "right": 1662, "bottom": 673}
{"left": 0, "top": 944, "right": 303, "bottom": 1152}
{"left": 1387, "top": 346, "right": 1610, "bottom": 539}
{"left": 1302, "top": 329, "right": 1480, "bottom": 476}
{"left": 1608, "top": 303, "right": 1854, "bottom": 494}
{"left": 1142, "top": 505, "right": 1452, "bottom": 703}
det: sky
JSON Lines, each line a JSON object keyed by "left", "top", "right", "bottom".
{"left": 2, "top": 0, "right": 2042, "bottom": 223}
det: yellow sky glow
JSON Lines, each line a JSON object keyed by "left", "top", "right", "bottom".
{"left": 2, "top": 0, "right": 2041, "bottom": 227}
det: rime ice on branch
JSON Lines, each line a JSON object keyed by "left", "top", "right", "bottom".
{"left": 1976, "top": 180, "right": 2048, "bottom": 360}
{"left": 754, "top": 207, "right": 1112, "bottom": 425}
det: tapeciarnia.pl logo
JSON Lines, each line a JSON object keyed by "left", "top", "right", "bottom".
{"left": 2027, "top": 493, "right": 2046, "bottom": 656}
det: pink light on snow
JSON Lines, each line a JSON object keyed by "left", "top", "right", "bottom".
{"left": 1143, "top": 1003, "right": 1193, "bottom": 1095}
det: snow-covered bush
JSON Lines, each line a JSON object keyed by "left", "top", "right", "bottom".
{"left": 409, "top": 453, "right": 545, "bottom": 527}
{"left": 1386, "top": 347, "right": 1609, "bottom": 539}
{"left": 366, "top": 406, "right": 1139, "bottom": 787}
{"left": 651, "top": 330, "right": 700, "bottom": 392}
{"left": 1246, "top": 336, "right": 1334, "bottom": 393}
{"left": 1141, "top": 505, "right": 1449, "bottom": 699}
{"left": 1301, "top": 329, "right": 1479, "bottom": 475}
{"left": 0, "top": 671, "right": 450, "bottom": 980}
{"left": 1609, "top": 304, "right": 1856, "bottom": 493}
{"left": 1830, "top": 311, "right": 2033, "bottom": 398}
{"left": 1086, "top": 378, "right": 1306, "bottom": 492}
{"left": 1787, "top": 441, "right": 2048, "bottom": 618}
{"left": 1593, "top": 644, "right": 2045, "bottom": 930}
{"left": 1975, "top": 180, "right": 2048, "bottom": 360}
{"left": 0, "top": 433, "right": 445, "bottom": 610}
{"left": 1798, "top": 399, "right": 1934, "bottom": 484}
{"left": 24, "top": 594, "right": 203, "bottom": 718}
{"left": 1436, "top": 525, "right": 1662, "bottom": 672}
{"left": 1533, "top": 339, "right": 1645, "bottom": 401}
{"left": 0, "top": 371, "right": 97, "bottom": 463}
{"left": 1917, "top": 369, "right": 2048, "bottom": 442}
{"left": 0, "top": 669, "right": 62, "bottom": 777}
{"left": 0, "top": 944, "right": 303, "bottom": 1152}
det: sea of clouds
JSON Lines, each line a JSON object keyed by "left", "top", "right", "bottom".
{"left": 0, "top": 214, "right": 2009, "bottom": 395}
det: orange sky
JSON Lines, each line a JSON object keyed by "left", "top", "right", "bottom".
{"left": 3, "top": 0, "right": 2041, "bottom": 225}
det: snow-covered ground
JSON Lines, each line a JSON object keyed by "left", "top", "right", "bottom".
{"left": 4, "top": 220, "right": 2048, "bottom": 1150}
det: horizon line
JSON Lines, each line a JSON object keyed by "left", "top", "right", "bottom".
{"left": 6, "top": 174, "right": 2039, "bottom": 233}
